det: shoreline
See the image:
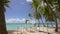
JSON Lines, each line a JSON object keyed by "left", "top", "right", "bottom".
{"left": 7, "top": 27, "right": 60, "bottom": 34}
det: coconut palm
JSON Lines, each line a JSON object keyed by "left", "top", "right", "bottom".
{"left": 0, "top": 0, "right": 10, "bottom": 34}
{"left": 31, "top": 0, "right": 47, "bottom": 32}
{"left": 39, "top": 0, "right": 60, "bottom": 32}
{"left": 43, "top": 0, "right": 60, "bottom": 32}
{"left": 43, "top": 5, "right": 55, "bottom": 26}
{"left": 31, "top": 0, "right": 60, "bottom": 32}
{"left": 31, "top": 0, "right": 41, "bottom": 26}
{"left": 31, "top": 0, "right": 41, "bottom": 27}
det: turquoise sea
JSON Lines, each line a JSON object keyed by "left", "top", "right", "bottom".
{"left": 6, "top": 23, "right": 60, "bottom": 30}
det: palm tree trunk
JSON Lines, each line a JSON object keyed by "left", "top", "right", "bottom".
{"left": 51, "top": 22, "right": 53, "bottom": 27}
{"left": 38, "top": 19, "right": 41, "bottom": 31}
{"left": 45, "top": 0, "right": 58, "bottom": 32}
{"left": 41, "top": 18, "right": 45, "bottom": 31}
{"left": 38, "top": 19, "right": 40, "bottom": 27}
{"left": 55, "top": 19, "right": 58, "bottom": 32}
{"left": 41, "top": 18, "right": 45, "bottom": 27}
{"left": 0, "top": 12, "right": 8, "bottom": 34}
{"left": 0, "top": 0, "right": 8, "bottom": 34}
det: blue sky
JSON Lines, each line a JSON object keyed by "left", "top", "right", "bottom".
{"left": 5, "top": 0, "right": 45, "bottom": 23}
{"left": 5, "top": 0, "right": 33, "bottom": 23}
{"left": 5, "top": 0, "right": 32, "bottom": 18}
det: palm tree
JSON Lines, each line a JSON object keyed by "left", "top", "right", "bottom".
{"left": 42, "top": 5, "right": 55, "bottom": 27}
{"left": 40, "top": 0, "right": 60, "bottom": 32}
{"left": 0, "top": 0, "right": 9, "bottom": 34}
{"left": 43, "top": 0, "right": 60, "bottom": 32}
{"left": 31, "top": 0, "right": 41, "bottom": 32}
{"left": 31, "top": 0, "right": 60, "bottom": 32}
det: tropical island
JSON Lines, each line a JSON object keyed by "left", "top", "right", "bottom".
{"left": 0, "top": 0, "right": 60, "bottom": 34}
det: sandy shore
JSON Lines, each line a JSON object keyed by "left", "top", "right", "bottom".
{"left": 8, "top": 27, "right": 60, "bottom": 34}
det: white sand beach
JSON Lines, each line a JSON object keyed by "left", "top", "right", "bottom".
{"left": 7, "top": 27, "right": 60, "bottom": 34}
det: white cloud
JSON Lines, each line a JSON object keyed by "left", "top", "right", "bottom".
{"left": 26, "top": 0, "right": 33, "bottom": 2}
{"left": 6, "top": 18, "right": 25, "bottom": 23}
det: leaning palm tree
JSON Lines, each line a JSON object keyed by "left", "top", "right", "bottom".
{"left": 39, "top": 0, "right": 60, "bottom": 32}
{"left": 42, "top": 5, "right": 55, "bottom": 27}
{"left": 31, "top": 0, "right": 60, "bottom": 32}
{"left": 31, "top": 0, "right": 41, "bottom": 28}
{"left": 0, "top": 0, "right": 10, "bottom": 34}
{"left": 31, "top": 0, "right": 47, "bottom": 32}
{"left": 43, "top": 0, "right": 60, "bottom": 32}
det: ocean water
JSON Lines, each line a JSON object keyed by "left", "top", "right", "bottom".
{"left": 6, "top": 23, "right": 33, "bottom": 30}
{"left": 6, "top": 23, "right": 60, "bottom": 30}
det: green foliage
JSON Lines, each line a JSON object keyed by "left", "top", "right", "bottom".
{"left": 42, "top": 6, "right": 52, "bottom": 16}
{"left": 34, "top": 13, "right": 41, "bottom": 19}
{"left": 41, "top": 5, "right": 46, "bottom": 15}
{"left": 4, "top": 0, "right": 10, "bottom": 8}
{"left": 43, "top": 0, "right": 60, "bottom": 22}
{"left": 5, "top": 0, "right": 10, "bottom": 3}
{"left": 0, "top": 0, "right": 10, "bottom": 12}
{"left": 31, "top": 0, "right": 42, "bottom": 19}
{"left": 5, "top": 3, "right": 9, "bottom": 8}
{"left": 32, "top": 0, "right": 41, "bottom": 8}
{"left": 55, "top": 0, "right": 60, "bottom": 12}
{"left": 47, "top": 0, "right": 54, "bottom": 6}
{"left": 46, "top": 16, "right": 55, "bottom": 22}
{"left": 42, "top": 6, "right": 55, "bottom": 22}
{"left": 28, "top": 13, "right": 32, "bottom": 17}
{"left": 31, "top": 0, "right": 60, "bottom": 22}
